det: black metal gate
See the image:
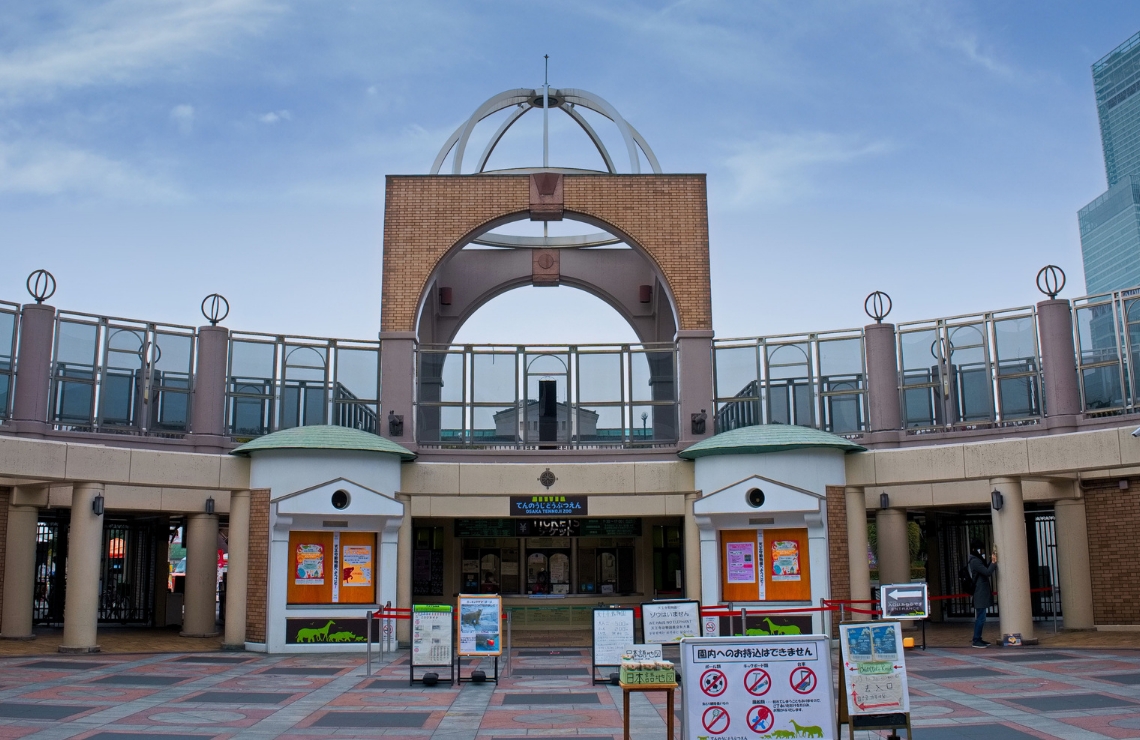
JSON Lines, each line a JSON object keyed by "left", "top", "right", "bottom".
{"left": 34, "top": 515, "right": 68, "bottom": 626}
{"left": 99, "top": 518, "right": 159, "bottom": 625}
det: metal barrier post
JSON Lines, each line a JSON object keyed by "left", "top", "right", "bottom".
{"left": 505, "top": 611, "right": 512, "bottom": 677}
{"left": 741, "top": 607, "right": 747, "bottom": 636}
{"left": 366, "top": 610, "right": 373, "bottom": 676}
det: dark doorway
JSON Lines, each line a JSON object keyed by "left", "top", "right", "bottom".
{"left": 34, "top": 513, "right": 69, "bottom": 627}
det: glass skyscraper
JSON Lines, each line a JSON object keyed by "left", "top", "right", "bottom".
{"left": 1080, "top": 31, "right": 1140, "bottom": 294}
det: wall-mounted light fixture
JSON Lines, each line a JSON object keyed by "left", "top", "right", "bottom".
{"left": 92, "top": 493, "right": 104, "bottom": 516}
{"left": 991, "top": 489, "right": 1004, "bottom": 511}
{"left": 879, "top": 492, "right": 889, "bottom": 510}
{"left": 205, "top": 496, "right": 215, "bottom": 515}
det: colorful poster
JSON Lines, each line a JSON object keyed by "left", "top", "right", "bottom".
{"left": 342, "top": 545, "right": 373, "bottom": 587}
{"left": 771, "top": 539, "right": 801, "bottom": 582}
{"left": 458, "top": 594, "right": 502, "bottom": 656}
{"left": 726, "top": 542, "right": 756, "bottom": 584}
{"left": 295, "top": 544, "right": 324, "bottom": 585}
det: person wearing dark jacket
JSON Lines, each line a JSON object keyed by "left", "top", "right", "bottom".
{"left": 968, "top": 540, "right": 998, "bottom": 648}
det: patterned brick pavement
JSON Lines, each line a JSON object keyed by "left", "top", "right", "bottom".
{"left": 0, "top": 646, "right": 1136, "bottom": 738}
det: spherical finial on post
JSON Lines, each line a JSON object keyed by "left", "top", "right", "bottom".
{"left": 1036, "top": 265, "right": 1066, "bottom": 299}
{"left": 201, "top": 294, "right": 230, "bottom": 326}
{"left": 26, "top": 270, "right": 56, "bottom": 304}
{"left": 864, "top": 291, "right": 892, "bottom": 324}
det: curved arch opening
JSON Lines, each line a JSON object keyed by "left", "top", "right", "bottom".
{"left": 453, "top": 285, "right": 641, "bottom": 345}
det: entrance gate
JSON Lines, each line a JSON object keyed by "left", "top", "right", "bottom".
{"left": 34, "top": 515, "right": 68, "bottom": 626}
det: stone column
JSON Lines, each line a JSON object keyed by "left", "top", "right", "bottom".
{"left": 684, "top": 493, "right": 702, "bottom": 602}
{"left": 1053, "top": 498, "right": 1094, "bottom": 630}
{"left": 1037, "top": 299, "right": 1081, "bottom": 432}
{"left": 60, "top": 483, "right": 104, "bottom": 653}
{"left": 989, "top": 477, "right": 1034, "bottom": 641}
{"left": 379, "top": 333, "right": 417, "bottom": 448}
{"left": 181, "top": 513, "right": 220, "bottom": 637}
{"left": 191, "top": 324, "right": 229, "bottom": 452}
{"left": 223, "top": 491, "right": 250, "bottom": 649}
{"left": 864, "top": 322, "right": 901, "bottom": 445}
{"left": 676, "top": 330, "right": 715, "bottom": 447}
{"left": 875, "top": 506, "right": 910, "bottom": 587}
{"left": 1, "top": 497, "right": 40, "bottom": 639}
{"left": 844, "top": 487, "right": 872, "bottom": 620}
{"left": 396, "top": 494, "right": 412, "bottom": 645}
{"left": 11, "top": 303, "right": 56, "bottom": 435}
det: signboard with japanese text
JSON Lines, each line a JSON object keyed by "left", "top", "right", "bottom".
{"left": 839, "top": 621, "right": 911, "bottom": 716}
{"left": 641, "top": 599, "right": 701, "bottom": 644}
{"left": 412, "top": 604, "right": 453, "bottom": 666}
{"left": 680, "top": 635, "right": 836, "bottom": 740}
{"left": 879, "top": 582, "right": 929, "bottom": 620}
{"left": 509, "top": 495, "right": 588, "bottom": 516}
{"left": 592, "top": 608, "right": 636, "bottom": 667}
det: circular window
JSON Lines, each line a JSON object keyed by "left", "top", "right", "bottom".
{"left": 331, "top": 490, "right": 350, "bottom": 510}
{"left": 746, "top": 488, "right": 765, "bottom": 508}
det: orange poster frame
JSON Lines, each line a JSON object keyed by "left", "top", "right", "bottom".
{"left": 761, "top": 528, "right": 811, "bottom": 602}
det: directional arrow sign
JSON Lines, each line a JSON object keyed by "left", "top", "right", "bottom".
{"left": 879, "top": 582, "right": 929, "bottom": 619}
{"left": 888, "top": 589, "right": 921, "bottom": 599}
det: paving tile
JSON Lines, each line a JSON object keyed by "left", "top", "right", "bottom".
{"left": 181, "top": 691, "right": 295, "bottom": 704}
{"left": 986, "top": 651, "right": 1072, "bottom": 663}
{"left": 311, "top": 710, "right": 431, "bottom": 727}
{"left": 0, "top": 703, "right": 95, "bottom": 719}
{"left": 93, "top": 674, "right": 188, "bottom": 686}
{"left": 171, "top": 655, "right": 256, "bottom": 664}
{"left": 890, "top": 725, "right": 1046, "bottom": 740}
{"left": 1007, "top": 693, "right": 1139, "bottom": 711}
{"left": 85, "top": 734, "right": 218, "bottom": 740}
{"left": 516, "top": 650, "right": 584, "bottom": 656}
{"left": 260, "top": 666, "right": 343, "bottom": 676}
{"left": 1096, "top": 672, "right": 1140, "bottom": 685}
{"left": 511, "top": 667, "right": 591, "bottom": 676}
{"left": 501, "top": 692, "right": 600, "bottom": 705}
{"left": 363, "top": 678, "right": 426, "bottom": 688}
{"left": 912, "top": 667, "right": 1006, "bottom": 679}
{"left": 18, "top": 660, "right": 110, "bottom": 670}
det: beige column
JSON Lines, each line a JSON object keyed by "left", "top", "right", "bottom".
{"left": 1, "top": 498, "right": 40, "bottom": 639}
{"left": 990, "top": 477, "right": 1034, "bottom": 641}
{"left": 875, "top": 506, "right": 910, "bottom": 587}
{"left": 396, "top": 494, "right": 412, "bottom": 645}
{"left": 181, "top": 513, "right": 220, "bottom": 637}
{"left": 845, "top": 487, "right": 871, "bottom": 620}
{"left": 223, "top": 491, "right": 251, "bottom": 648}
{"left": 684, "top": 493, "right": 702, "bottom": 603}
{"left": 60, "top": 483, "right": 104, "bottom": 653}
{"left": 1054, "top": 498, "right": 1094, "bottom": 630}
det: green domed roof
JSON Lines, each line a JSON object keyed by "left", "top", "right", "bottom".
{"left": 679, "top": 424, "right": 865, "bottom": 459}
{"left": 231, "top": 425, "right": 416, "bottom": 460}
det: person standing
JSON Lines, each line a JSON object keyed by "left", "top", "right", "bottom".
{"left": 969, "top": 540, "right": 998, "bottom": 648}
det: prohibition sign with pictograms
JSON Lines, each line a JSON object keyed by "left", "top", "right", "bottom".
{"left": 743, "top": 667, "right": 772, "bottom": 696}
{"left": 700, "top": 668, "right": 728, "bottom": 697}
{"left": 746, "top": 705, "right": 775, "bottom": 734}
{"left": 702, "top": 705, "right": 731, "bottom": 735}
{"left": 790, "top": 666, "right": 817, "bottom": 695}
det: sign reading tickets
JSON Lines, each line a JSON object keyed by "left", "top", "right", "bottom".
{"left": 880, "top": 582, "right": 929, "bottom": 620}
{"left": 839, "top": 621, "right": 910, "bottom": 716}
{"left": 680, "top": 635, "right": 836, "bottom": 740}
{"left": 592, "top": 608, "right": 636, "bottom": 667}
{"left": 641, "top": 599, "right": 701, "bottom": 644}
{"left": 457, "top": 594, "right": 503, "bottom": 656}
{"left": 412, "top": 604, "right": 453, "bottom": 666}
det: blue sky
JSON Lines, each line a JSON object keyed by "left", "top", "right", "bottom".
{"left": 1, "top": 1, "right": 1137, "bottom": 344}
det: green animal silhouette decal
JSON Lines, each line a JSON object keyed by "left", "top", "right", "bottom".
{"left": 770, "top": 731, "right": 796, "bottom": 739}
{"left": 295, "top": 620, "right": 335, "bottom": 643}
{"left": 764, "top": 617, "right": 801, "bottom": 635}
{"left": 790, "top": 719, "right": 823, "bottom": 737}
{"left": 327, "top": 630, "right": 364, "bottom": 642}
{"left": 744, "top": 627, "right": 770, "bottom": 636}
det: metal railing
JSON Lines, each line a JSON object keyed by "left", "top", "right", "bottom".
{"left": 712, "top": 329, "right": 866, "bottom": 436}
{"left": 1072, "top": 286, "right": 1140, "bottom": 415}
{"left": 226, "top": 332, "right": 380, "bottom": 439}
{"left": 415, "top": 343, "right": 678, "bottom": 448}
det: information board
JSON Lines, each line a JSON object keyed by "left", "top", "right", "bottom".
{"left": 680, "top": 635, "right": 836, "bottom": 740}
{"left": 457, "top": 594, "right": 503, "bottom": 656}
{"left": 592, "top": 608, "right": 636, "bottom": 667}
{"left": 411, "top": 604, "right": 453, "bottom": 666}
{"left": 879, "top": 582, "right": 929, "bottom": 620}
{"left": 839, "top": 621, "right": 910, "bottom": 716}
{"left": 641, "top": 599, "right": 701, "bottom": 644}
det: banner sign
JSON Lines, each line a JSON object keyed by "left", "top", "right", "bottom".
{"left": 839, "top": 621, "right": 911, "bottom": 716}
{"left": 510, "top": 495, "right": 588, "bottom": 516}
{"left": 879, "top": 582, "right": 929, "bottom": 620}
{"left": 455, "top": 518, "right": 641, "bottom": 538}
{"left": 286, "top": 618, "right": 377, "bottom": 644}
{"left": 412, "top": 604, "right": 453, "bottom": 666}
{"left": 457, "top": 594, "right": 503, "bottom": 656}
{"left": 592, "top": 608, "right": 636, "bottom": 667}
{"left": 641, "top": 599, "right": 701, "bottom": 644}
{"left": 680, "top": 634, "right": 836, "bottom": 740}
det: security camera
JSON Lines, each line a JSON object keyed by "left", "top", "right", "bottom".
{"left": 1133, "top": 426, "right": 1140, "bottom": 438}
{"left": 746, "top": 488, "right": 765, "bottom": 508}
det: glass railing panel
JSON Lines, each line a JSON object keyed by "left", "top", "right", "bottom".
{"left": 0, "top": 305, "right": 16, "bottom": 418}
{"left": 150, "top": 331, "right": 193, "bottom": 432}
{"left": 714, "top": 345, "right": 759, "bottom": 402}
{"left": 578, "top": 351, "right": 622, "bottom": 403}
{"left": 993, "top": 316, "right": 1040, "bottom": 419}
{"left": 631, "top": 349, "right": 675, "bottom": 403}
{"left": 1073, "top": 295, "right": 1128, "bottom": 412}
{"left": 226, "top": 337, "right": 278, "bottom": 437}
{"left": 472, "top": 351, "right": 516, "bottom": 403}
{"left": 766, "top": 343, "right": 813, "bottom": 427}
{"left": 524, "top": 352, "right": 569, "bottom": 445}
{"left": 282, "top": 345, "right": 329, "bottom": 428}
{"left": 818, "top": 336, "right": 865, "bottom": 433}
{"left": 1126, "top": 298, "right": 1140, "bottom": 408}
{"left": 99, "top": 326, "right": 146, "bottom": 428}
{"left": 52, "top": 319, "right": 99, "bottom": 426}
{"left": 334, "top": 347, "right": 379, "bottom": 402}
{"left": 632, "top": 403, "right": 677, "bottom": 443}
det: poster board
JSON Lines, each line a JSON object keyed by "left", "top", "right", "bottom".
{"left": 592, "top": 608, "right": 636, "bottom": 668}
{"left": 839, "top": 620, "right": 910, "bottom": 716}
{"left": 720, "top": 528, "right": 812, "bottom": 602}
{"left": 641, "top": 599, "right": 701, "bottom": 644}
{"left": 680, "top": 634, "right": 836, "bottom": 739}
{"left": 457, "top": 594, "right": 503, "bottom": 656}
{"left": 879, "top": 582, "right": 929, "bottom": 620}
{"left": 412, "top": 604, "right": 453, "bottom": 667}
{"left": 286, "top": 531, "right": 377, "bottom": 605}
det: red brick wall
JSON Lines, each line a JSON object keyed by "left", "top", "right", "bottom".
{"left": 1084, "top": 477, "right": 1140, "bottom": 624}
{"left": 381, "top": 174, "right": 712, "bottom": 332}
{"left": 826, "top": 485, "right": 849, "bottom": 636}
{"left": 245, "top": 489, "right": 270, "bottom": 643}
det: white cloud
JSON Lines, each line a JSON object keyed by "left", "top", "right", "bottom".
{"left": 170, "top": 104, "right": 195, "bottom": 134}
{"left": 720, "top": 132, "right": 891, "bottom": 207}
{"left": 0, "top": 140, "right": 180, "bottom": 200}
{"left": 258, "top": 110, "right": 291, "bottom": 124}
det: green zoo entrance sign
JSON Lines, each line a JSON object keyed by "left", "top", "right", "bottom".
{"left": 286, "top": 618, "right": 380, "bottom": 644}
